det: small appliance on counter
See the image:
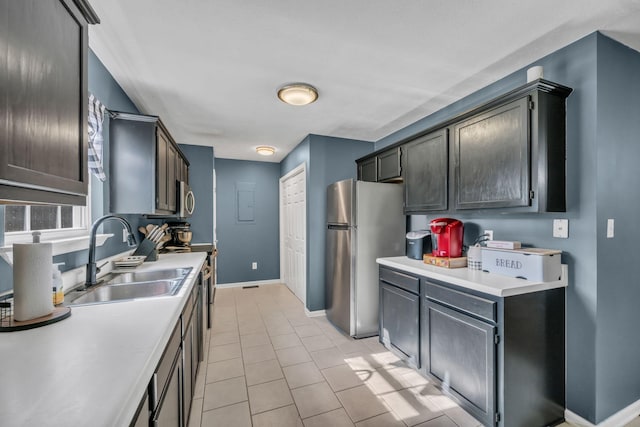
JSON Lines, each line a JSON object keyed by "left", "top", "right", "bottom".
{"left": 164, "top": 222, "right": 193, "bottom": 251}
{"left": 430, "top": 218, "right": 464, "bottom": 258}
{"left": 406, "top": 230, "right": 431, "bottom": 260}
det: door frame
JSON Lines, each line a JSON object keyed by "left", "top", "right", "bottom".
{"left": 279, "top": 162, "right": 307, "bottom": 306}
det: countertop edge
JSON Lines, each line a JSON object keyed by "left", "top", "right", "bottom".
{"left": 376, "top": 256, "right": 567, "bottom": 297}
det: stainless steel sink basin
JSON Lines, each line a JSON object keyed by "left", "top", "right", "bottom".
{"left": 67, "top": 267, "right": 192, "bottom": 306}
{"left": 102, "top": 268, "right": 192, "bottom": 285}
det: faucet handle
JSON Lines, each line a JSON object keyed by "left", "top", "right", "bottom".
{"left": 96, "top": 261, "right": 108, "bottom": 274}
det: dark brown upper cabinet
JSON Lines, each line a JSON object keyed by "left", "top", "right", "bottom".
{"left": 453, "top": 97, "right": 530, "bottom": 210}
{"left": 453, "top": 85, "right": 570, "bottom": 212}
{"left": 109, "top": 113, "right": 189, "bottom": 216}
{"left": 356, "top": 147, "right": 402, "bottom": 183}
{"left": 0, "top": 0, "right": 98, "bottom": 206}
{"left": 356, "top": 79, "right": 572, "bottom": 214}
{"left": 403, "top": 129, "right": 448, "bottom": 213}
{"left": 357, "top": 157, "right": 377, "bottom": 182}
{"left": 377, "top": 147, "right": 402, "bottom": 182}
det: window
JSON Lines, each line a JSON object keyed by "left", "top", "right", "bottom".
{"left": 5, "top": 205, "right": 87, "bottom": 234}
{"left": 3, "top": 185, "right": 90, "bottom": 244}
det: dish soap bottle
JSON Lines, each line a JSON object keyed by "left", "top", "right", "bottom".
{"left": 52, "top": 262, "right": 65, "bottom": 305}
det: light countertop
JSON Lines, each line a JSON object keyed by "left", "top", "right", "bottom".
{"left": 377, "top": 256, "right": 567, "bottom": 297}
{"left": 0, "top": 252, "right": 206, "bottom": 427}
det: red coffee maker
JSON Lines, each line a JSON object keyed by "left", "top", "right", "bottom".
{"left": 430, "top": 218, "right": 464, "bottom": 258}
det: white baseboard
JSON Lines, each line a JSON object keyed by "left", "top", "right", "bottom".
{"left": 216, "top": 279, "right": 281, "bottom": 289}
{"left": 305, "top": 308, "right": 326, "bottom": 317}
{"left": 565, "top": 398, "right": 640, "bottom": 427}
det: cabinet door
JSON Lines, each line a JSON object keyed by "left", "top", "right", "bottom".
{"left": 424, "top": 300, "right": 496, "bottom": 426}
{"left": 403, "top": 129, "right": 448, "bottom": 212}
{"left": 380, "top": 283, "right": 419, "bottom": 367}
{"left": 156, "top": 127, "right": 170, "bottom": 212}
{"left": 167, "top": 143, "right": 177, "bottom": 212}
{"left": 377, "top": 147, "right": 401, "bottom": 182}
{"left": 453, "top": 96, "right": 530, "bottom": 210}
{"left": 182, "top": 315, "right": 194, "bottom": 426}
{"left": 0, "top": 0, "right": 88, "bottom": 205}
{"left": 130, "top": 391, "right": 149, "bottom": 427}
{"left": 358, "top": 157, "right": 377, "bottom": 182}
{"left": 152, "top": 351, "right": 182, "bottom": 427}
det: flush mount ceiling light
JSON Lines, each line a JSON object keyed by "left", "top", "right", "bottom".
{"left": 256, "top": 145, "right": 276, "bottom": 156}
{"left": 277, "top": 83, "right": 318, "bottom": 106}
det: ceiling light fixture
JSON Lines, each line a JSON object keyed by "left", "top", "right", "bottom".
{"left": 256, "top": 145, "right": 276, "bottom": 156}
{"left": 277, "top": 83, "right": 318, "bottom": 106}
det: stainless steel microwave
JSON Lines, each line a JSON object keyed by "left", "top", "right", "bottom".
{"left": 178, "top": 181, "right": 195, "bottom": 218}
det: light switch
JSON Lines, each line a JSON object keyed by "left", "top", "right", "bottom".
{"left": 553, "top": 219, "right": 569, "bottom": 238}
{"left": 607, "top": 219, "right": 614, "bottom": 238}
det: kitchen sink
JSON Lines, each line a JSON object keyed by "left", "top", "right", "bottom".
{"left": 67, "top": 267, "right": 192, "bottom": 306}
{"left": 101, "top": 268, "right": 192, "bottom": 286}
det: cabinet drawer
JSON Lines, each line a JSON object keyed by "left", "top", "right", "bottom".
{"left": 380, "top": 268, "right": 419, "bottom": 295}
{"left": 424, "top": 281, "right": 496, "bottom": 323}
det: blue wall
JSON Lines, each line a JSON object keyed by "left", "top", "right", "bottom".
{"left": 379, "top": 32, "right": 640, "bottom": 423}
{"left": 281, "top": 135, "right": 373, "bottom": 311}
{"left": 215, "top": 159, "right": 280, "bottom": 284}
{"left": 594, "top": 35, "right": 640, "bottom": 421}
{"left": 179, "top": 145, "right": 215, "bottom": 244}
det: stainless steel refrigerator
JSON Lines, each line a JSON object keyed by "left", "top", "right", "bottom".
{"left": 325, "top": 179, "right": 405, "bottom": 338}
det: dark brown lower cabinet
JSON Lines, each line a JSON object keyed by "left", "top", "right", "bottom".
{"left": 424, "top": 300, "right": 496, "bottom": 426}
{"left": 130, "top": 392, "right": 149, "bottom": 427}
{"left": 152, "top": 350, "right": 182, "bottom": 427}
{"left": 379, "top": 283, "right": 420, "bottom": 368}
{"left": 379, "top": 266, "right": 565, "bottom": 427}
{"left": 142, "top": 280, "right": 204, "bottom": 427}
{"left": 379, "top": 267, "right": 420, "bottom": 368}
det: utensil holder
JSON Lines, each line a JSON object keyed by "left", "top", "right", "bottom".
{"left": 132, "top": 238, "right": 158, "bottom": 262}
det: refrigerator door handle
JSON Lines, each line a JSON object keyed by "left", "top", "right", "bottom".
{"left": 328, "top": 224, "right": 350, "bottom": 230}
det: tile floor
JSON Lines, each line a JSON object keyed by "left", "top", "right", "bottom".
{"left": 188, "top": 284, "right": 639, "bottom": 427}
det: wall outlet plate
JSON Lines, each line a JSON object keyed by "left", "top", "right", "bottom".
{"left": 553, "top": 219, "right": 569, "bottom": 238}
{"left": 252, "top": 262, "right": 257, "bottom": 270}
{"left": 484, "top": 230, "right": 494, "bottom": 240}
{"left": 607, "top": 219, "right": 614, "bottom": 238}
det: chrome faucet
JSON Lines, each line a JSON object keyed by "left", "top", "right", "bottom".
{"left": 85, "top": 214, "right": 137, "bottom": 287}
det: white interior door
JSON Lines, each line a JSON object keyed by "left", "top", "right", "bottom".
{"left": 280, "top": 164, "right": 306, "bottom": 304}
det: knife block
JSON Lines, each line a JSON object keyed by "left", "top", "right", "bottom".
{"left": 132, "top": 238, "right": 158, "bottom": 262}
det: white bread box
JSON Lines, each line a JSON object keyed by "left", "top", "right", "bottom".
{"left": 481, "top": 247, "right": 562, "bottom": 282}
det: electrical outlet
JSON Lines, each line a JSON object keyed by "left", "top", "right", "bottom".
{"left": 553, "top": 219, "right": 569, "bottom": 239}
{"left": 252, "top": 262, "right": 258, "bottom": 270}
{"left": 122, "top": 229, "right": 128, "bottom": 243}
{"left": 484, "top": 230, "right": 494, "bottom": 240}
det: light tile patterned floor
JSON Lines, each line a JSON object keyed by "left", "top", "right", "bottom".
{"left": 188, "top": 284, "right": 481, "bottom": 427}
{"left": 189, "top": 284, "right": 640, "bottom": 427}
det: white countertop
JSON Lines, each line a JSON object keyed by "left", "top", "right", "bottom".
{"left": 0, "top": 252, "right": 206, "bottom": 427}
{"left": 376, "top": 256, "right": 567, "bottom": 297}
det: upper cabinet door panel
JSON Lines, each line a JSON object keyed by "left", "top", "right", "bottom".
{"left": 377, "top": 147, "right": 401, "bottom": 182}
{"left": 0, "top": 0, "right": 88, "bottom": 201}
{"left": 403, "top": 129, "right": 448, "bottom": 213}
{"left": 358, "top": 157, "right": 377, "bottom": 182}
{"left": 454, "top": 97, "right": 530, "bottom": 210}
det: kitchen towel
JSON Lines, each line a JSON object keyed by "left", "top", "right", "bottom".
{"left": 13, "top": 242, "right": 53, "bottom": 321}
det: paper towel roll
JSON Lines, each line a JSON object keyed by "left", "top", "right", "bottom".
{"left": 13, "top": 242, "right": 53, "bottom": 321}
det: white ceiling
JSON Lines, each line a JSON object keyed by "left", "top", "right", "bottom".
{"left": 88, "top": 0, "right": 640, "bottom": 163}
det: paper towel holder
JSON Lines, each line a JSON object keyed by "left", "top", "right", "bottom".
{"left": 0, "top": 294, "right": 71, "bottom": 332}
